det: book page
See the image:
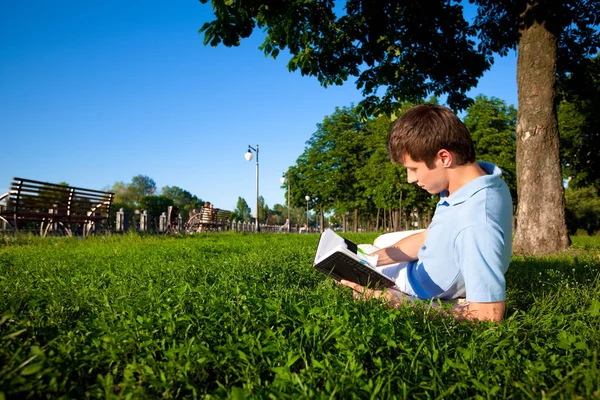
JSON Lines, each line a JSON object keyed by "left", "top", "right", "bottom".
{"left": 314, "top": 229, "right": 346, "bottom": 264}
{"left": 357, "top": 244, "right": 379, "bottom": 254}
{"left": 314, "top": 229, "right": 379, "bottom": 267}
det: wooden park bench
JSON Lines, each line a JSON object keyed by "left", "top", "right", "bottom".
{"left": 185, "top": 207, "right": 231, "bottom": 233}
{"left": 0, "top": 177, "right": 114, "bottom": 237}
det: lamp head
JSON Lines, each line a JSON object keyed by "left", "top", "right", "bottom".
{"left": 305, "top": 195, "right": 310, "bottom": 201}
{"left": 280, "top": 175, "right": 286, "bottom": 184}
{"left": 245, "top": 150, "right": 253, "bottom": 161}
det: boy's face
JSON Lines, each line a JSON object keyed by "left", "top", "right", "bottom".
{"left": 403, "top": 154, "right": 448, "bottom": 194}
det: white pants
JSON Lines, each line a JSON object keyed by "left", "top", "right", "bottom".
{"left": 371, "top": 229, "right": 425, "bottom": 292}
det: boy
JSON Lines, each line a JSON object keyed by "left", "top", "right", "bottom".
{"left": 340, "top": 104, "right": 513, "bottom": 322}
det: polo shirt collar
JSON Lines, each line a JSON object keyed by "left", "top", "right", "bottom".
{"left": 438, "top": 162, "right": 502, "bottom": 206}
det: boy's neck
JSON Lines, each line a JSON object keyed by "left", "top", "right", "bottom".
{"left": 446, "top": 162, "right": 487, "bottom": 195}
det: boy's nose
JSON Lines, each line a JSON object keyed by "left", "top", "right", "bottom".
{"left": 407, "top": 171, "right": 417, "bottom": 184}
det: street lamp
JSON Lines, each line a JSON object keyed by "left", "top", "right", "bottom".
{"left": 280, "top": 173, "right": 291, "bottom": 233}
{"left": 245, "top": 144, "right": 260, "bottom": 232}
{"left": 305, "top": 195, "right": 310, "bottom": 229}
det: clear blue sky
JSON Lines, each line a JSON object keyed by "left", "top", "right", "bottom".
{"left": 0, "top": 1, "right": 517, "bottom": 212}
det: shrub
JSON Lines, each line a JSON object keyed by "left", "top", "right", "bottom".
{"left": 565, "top": 186, "right": 600, "bottom": 235}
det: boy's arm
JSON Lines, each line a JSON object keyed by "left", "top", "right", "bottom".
{"left": 371, "top": 230, "right": 427, "bottom": 266}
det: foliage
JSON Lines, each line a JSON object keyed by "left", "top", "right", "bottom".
{"left": 463, "top": 95, "right": 517, "bottom": 202}
{"left": 268, "top": 203, "right": 286, "bottom": 225}
{"left": 161, "top": 185, "right": 204, "bottom": 221}
{"left": 199, "top": 0, "right": 488, "bottom": 113}
{"left": 199, "top": 0, "right": 600, "bottom": 254}
{"left": 258, "top": 195, "right": 271, "bottom": 224}
{"left": 138, "top": 195, "right": 175, "bottom": 229}
{"left": 232, "top": 196, "right": 252, "bottom": 222}
{"left": 108, "top": 201, "right": 135, "bottom": 230}
{"left": 1, "top": 234, "right": 599, "bottom": 398}
{"left": 129, "top": 175, "right": 156, "bottom": 200}
{"left": 564, "top": 186, "right": 600, "bottom": 235}
{"left": 558, "top": 55, "right": 600, "bottom": 190}
{"left": 107, "top": 181, "right": 136, "bottom": 205}
{"left": 199, "top": 1, "right": 599, "bottom": 115}
{"left": 108, "top": 175, "right": 157, "bottom": 207}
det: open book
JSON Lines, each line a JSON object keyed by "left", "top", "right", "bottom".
{"left": 313, "top": 229, "right": 396, "bottom": 289}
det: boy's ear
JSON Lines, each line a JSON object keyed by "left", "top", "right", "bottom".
{"left": 437, "top": 149, "right": 453, "bottom": 167}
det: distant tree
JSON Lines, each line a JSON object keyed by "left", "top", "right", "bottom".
{"left": 200, "top": 0, "right": 600, "bottom": 255}
{"left": 258, "top": 196, "right": 271, "bottom": 224}
{"left": 108, "top": 201, "right": 135, "bottom": 230}
{"left": 138, "top": 195, "right": 175, "bottom": 229}
{"left": 290, "top": 106, "right": 370, "bottom": 232}
{"left": 107, "top": 175, "right": 156, "bottom": 207}
{"left": 233, "top": 197, "right": 252, "bottom": 222}
{"left": 129, "top": 175, "right": 156, "bottom": 201}
{"left": 161, "top": 185, "right": 204, "bottom": 221}
{"left": 463, "top": 95, "right": 517, "bottom": 202}
{"left": 558, "top": 56, "right": 600, "bottom": 191}
{"left": 564, "top": 187, "right": 600, "bottom": 235}
{"left": 269, "top": 203, "right": 286, "bottom": 225}
{"left": 109, "top": 181, "right": 136, "bottom": 206}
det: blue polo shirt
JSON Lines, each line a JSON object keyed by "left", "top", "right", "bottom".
{"left": 403, "top": 162, "right": 513, "bottom": 302}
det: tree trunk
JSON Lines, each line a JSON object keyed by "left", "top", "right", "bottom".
{"left": 375, "top": 208, "right": 380, "bottom": 231}
{"left": 399, "top": 189, "right": 403, "bottom": 231}
{"left": 353, "top": 208, "right": 358, "bottom": 232}
{"left": 342, "top": 214, "right": 347, "bottom": 233}
{"left": 514, "top": 10, "right": 569, "bottom": 255}
{"left": 319, "top": 204, "right": 324, "bottom": 233}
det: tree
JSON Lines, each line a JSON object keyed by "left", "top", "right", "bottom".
{"left": 258, "top": 195, "right": 271, "bottom": 223}
{"left": 138, "top": 195, "right": 175, "bottom": 230}
{"left": 129, "top": 175, "right": 156, "bottom": 200}
{"left": 288, "top": 106, "right": 370, "bottom": 232}
{"left": 161, "top": 185, "right": 204, "bottom": 221}
{"left": 463, "top": 95, "right": 517, "bottom": 201}
{"left": 233, "top": 197, "right": 252, "bottom": 222}
{"left": 269, "top": 203, "right": 286, "bottom": 225}
{"left": 564, "top": 187, "right": 600, "bottom": 235}
{"left": 199, "top": 0, "right": 600, "bottom": 255}
{"left": 558, "top": 55, "right": 600, "bottom": 190}
{"left": 108, "top": 175, "right": 157, "bottom": 207}
{"left": 109, "top": 181, "right": 137, "bottom": 205}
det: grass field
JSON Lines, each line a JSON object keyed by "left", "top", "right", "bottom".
{"left": 1, "top": 233, "right": 599, "bottom": 399}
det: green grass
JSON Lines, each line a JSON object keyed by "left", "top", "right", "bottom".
{"left": 1, "top": 232, "right": 599, "bottom": 399}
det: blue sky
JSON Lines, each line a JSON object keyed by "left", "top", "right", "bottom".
{"left": 0, "top": 1, "right": 517, "bottom": 212}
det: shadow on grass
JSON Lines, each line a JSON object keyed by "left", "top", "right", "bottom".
{"left": 505, "top": 249, "right": 600, "bottom": 316}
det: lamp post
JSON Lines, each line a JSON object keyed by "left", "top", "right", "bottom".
{"left": 280, "top": 174, "right": 290, "bottom": 233}
{"left": 305, "top": 195, "right": 310, "bottom": 229}
{"left": 245, "top": 144, "right": 260, "bottom": 232}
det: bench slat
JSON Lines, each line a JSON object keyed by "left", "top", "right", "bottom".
{"left": 7, "top": 198, "right": 110, "bottom": 211}
{"left": 12, "top": 177, "right": 114, "bottom": 195}
{"left": 3, "top": 178, "right": 115, "bottom": 236}
{"left": 10, "top": 185, "right": 112, "bottom": 201}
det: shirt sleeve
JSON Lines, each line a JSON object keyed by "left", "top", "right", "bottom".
{"left": 454, "top": 224, "right": 507, "bottom": 302}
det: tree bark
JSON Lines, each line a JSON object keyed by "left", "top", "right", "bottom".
{"left": 514, "top": 9, "right": 569, "bottom": 255}
{"left": 353, "top": 208, "right": 358, "bottom": 232}
{"left": 398, "top": 189, "right": 403, "bottom": 231}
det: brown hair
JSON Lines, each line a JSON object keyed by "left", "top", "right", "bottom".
{"left": 387, "top": 104, "right": 476, "bottom": 168}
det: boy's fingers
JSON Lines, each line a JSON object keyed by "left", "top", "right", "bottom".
{"left": 340, "top": 280, "right": 363, "bottom": 292}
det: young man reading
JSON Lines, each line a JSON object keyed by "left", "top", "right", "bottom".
{"left": 340, "top": 104, "right": 513, "bottom": 322}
